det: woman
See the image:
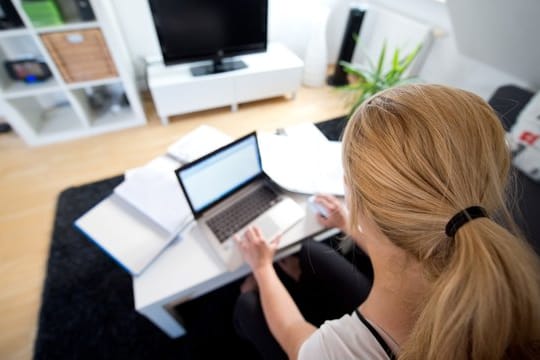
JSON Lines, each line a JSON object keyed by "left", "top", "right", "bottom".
{"left": 234, "top": 84, "right": 540, "bottom": 359}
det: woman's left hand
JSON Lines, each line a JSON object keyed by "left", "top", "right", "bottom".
{"left": 235, "top": 226, "right": 280, "bottom": 273}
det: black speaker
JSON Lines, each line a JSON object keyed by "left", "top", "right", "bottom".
{"left": 0, "top": 0, "right": 23, "bottom": 30}
{"left": 327, "top": 5, "right": 367, "bottom": 87}
{"left": 75, "top": 0, "right": 95, "bottom": 21}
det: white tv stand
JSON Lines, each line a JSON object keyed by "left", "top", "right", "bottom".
{"left": 147, "top": 43, "right": 304, "bottom": 125}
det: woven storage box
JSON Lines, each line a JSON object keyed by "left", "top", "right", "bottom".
{"left": 41, "top": 29, "right": 118, "bottom": 83}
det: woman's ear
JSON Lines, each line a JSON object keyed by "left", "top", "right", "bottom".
{"left": 355, "top": 206, "right": 391, "bottom": 250}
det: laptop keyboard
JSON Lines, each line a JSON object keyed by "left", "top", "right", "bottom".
{"left": 207, "top": 186, "right": 280, "bottom": 243}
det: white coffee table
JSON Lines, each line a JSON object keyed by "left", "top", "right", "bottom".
{"left": 132, "top": 192, "right": 336, "bottom": 337}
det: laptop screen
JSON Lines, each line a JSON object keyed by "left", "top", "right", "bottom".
{"left": 176, "top": 133, "right": 262, "bottom": 216}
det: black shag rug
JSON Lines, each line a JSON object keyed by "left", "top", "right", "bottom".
{"left": 33, "top": 117, "right": 348, "bottom": 359}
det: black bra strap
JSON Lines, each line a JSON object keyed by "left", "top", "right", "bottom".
{"left": 355, "top": 310, "right": 396, "bottom": 360}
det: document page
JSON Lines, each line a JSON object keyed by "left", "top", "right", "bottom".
{"left": 259, "top": 123, "right": 344, "bottom": 195}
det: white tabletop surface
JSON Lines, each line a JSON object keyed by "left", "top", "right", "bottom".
{"left": 133, "top": 192, "right": 324, "bottom": 310}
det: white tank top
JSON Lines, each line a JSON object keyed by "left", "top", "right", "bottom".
{"left": 298, "top": 310, "right": 399, "bottom": 360}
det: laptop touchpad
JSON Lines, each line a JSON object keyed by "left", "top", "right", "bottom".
{"left": 253, "top": 217, "right": 280, "bottom": 240}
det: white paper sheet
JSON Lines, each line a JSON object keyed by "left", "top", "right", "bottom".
{"left": 124, "top": 155, "right": 181, "bottom": 179}
{"left": 259, "top": 129, "right": 344, "bottom": 195}
{"left": 281, "top": 122, "right": 329, "bottom": 145}
{"left": 167, "top": 125, "right": 232, "bottom": 163}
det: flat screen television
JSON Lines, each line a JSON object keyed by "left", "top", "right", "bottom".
{"left": 148, "top": 0, "right": 268, "bottom": 76}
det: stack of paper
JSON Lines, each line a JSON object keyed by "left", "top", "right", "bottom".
{"left": 115, "top": 155, "right": 190, "bottom": 234}
{"left": 115, "top": 125, "right": 233, "bottom": 233}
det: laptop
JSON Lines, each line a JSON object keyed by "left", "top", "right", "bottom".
{"left": 175, "top": 132, "right": 305, "bottom": 270}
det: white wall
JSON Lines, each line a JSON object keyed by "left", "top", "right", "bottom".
{"left": 369, "top": 0, "right": 532, "bottom": 97}
{"left": 110, "top": 0, "right": 161, "bottom": 86}
{"left": 110, "top": 0, "right": 533, "bottom": 99}
{"left": 447, "top": 0, "right": 540, "bottom": 89}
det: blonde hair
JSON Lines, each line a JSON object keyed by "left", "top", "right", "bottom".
{"left": 342, "top": 84, "right": 540, "bottom": 359}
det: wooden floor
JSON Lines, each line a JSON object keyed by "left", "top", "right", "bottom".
{"left": 0, "top": 85, "right": 346, "bottom": 359}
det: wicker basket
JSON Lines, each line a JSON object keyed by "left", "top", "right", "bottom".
{"left": 41, "top": 28, "right": 118, "bottom": 83}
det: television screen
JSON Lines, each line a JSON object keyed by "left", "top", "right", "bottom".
{"left": 148, "top": 0, "right": 268, "bottom": 66}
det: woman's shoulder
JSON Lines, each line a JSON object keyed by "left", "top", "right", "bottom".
{"left": 298, "top": 312, "right": 393, "bottom": 360}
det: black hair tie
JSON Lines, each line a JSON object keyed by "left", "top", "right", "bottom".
{"left": 445, "top": 206, "right": 488, "bottom": 237}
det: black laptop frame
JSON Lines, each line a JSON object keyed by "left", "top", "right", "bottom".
{"left": 175, "top": 132, "right": 266, "bottom": 219}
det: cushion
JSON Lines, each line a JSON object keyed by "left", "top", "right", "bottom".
{"left": 508, "top": 91, "right": 540, "bottom": 182}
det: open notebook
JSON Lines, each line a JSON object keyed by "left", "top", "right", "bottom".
{"left": 75, "top": 194, "right": 189, "bottom": 275}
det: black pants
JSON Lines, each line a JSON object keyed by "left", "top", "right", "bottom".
{"left": 233, "top": 238, "right": 373, "bottom": 360}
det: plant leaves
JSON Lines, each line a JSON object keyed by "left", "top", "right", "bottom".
{"left": 374, "top": 40, "right": 387, "bottom": 79}
{"left": 399, "top": 44, "right": 422, "bottom": 72}
{"left": 392, "top": 48, "right": 400, "bottom": 70}
{"left": 340, "top": 61, "right": 372, "bottom": 76}
{"left": 338, "top": 41, "right": 423, "bottom": 114}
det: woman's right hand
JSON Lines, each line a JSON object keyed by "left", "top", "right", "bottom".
{"left": 313, "top": 194, "right": 347, "bottom": 231}
{"left": 235, "top": 226, "right": 279, "bottom": 274}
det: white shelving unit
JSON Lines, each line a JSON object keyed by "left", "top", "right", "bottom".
{"left": 0, "top": 0, "right": 146, "bottom": 146}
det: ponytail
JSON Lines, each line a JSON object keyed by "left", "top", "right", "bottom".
{"left": 399, "top": 219, "right": 540, "bottom": 359}
{"left": 341, "top": 84, "right": 540, "bottom": 359}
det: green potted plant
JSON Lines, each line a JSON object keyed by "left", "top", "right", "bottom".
{"left": 339, "top": 42, "right": 423, "bottom": 115}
